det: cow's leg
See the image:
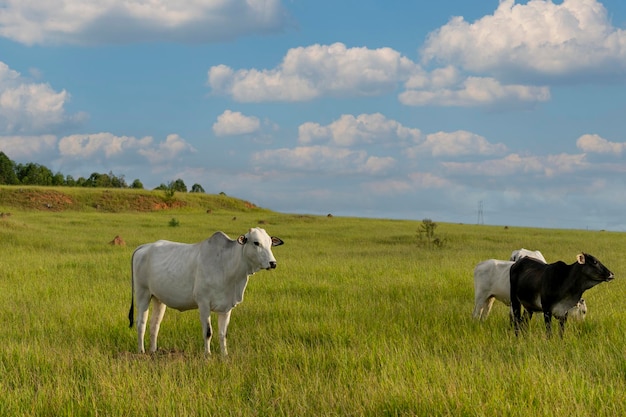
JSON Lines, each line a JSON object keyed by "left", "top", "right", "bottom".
{"left": 149, "top": 298, "right": 167, "bottom": 353}
{"left": 522, "top": 310, "right": 533, "bottom": 328}
{"left": 543, "top": 311, "right": 553, "bottom": 339}
{"left": 199, "top": 305, "right": 213, "bottom": 355}
{"left": 511, "top": 298, "right": 522, "bottom": 336}
{"left": 217, "top": 311, "right": 232, "bottom": 356}
{"left": 135, "top": 289, "right": 152, "bottom": 353}
{"left": 482, "top": 297, "right": 495, "bottom": 320}
{"left": 472, "top": 292, "right": 488, "bottom": 319}
{"left": 558, "top": 317, "right": 567, "bottom": 339}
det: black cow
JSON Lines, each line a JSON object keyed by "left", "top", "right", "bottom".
{"left": 510, "top": 253, "right": 614, "bottom": 338}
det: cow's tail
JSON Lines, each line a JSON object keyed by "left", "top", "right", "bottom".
{"left": 128, "top": 249, "right": 136, "bottom": 328}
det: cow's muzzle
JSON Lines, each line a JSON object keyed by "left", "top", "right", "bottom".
{"left": 267, "top": 261, "right": 277, "bottom": 270}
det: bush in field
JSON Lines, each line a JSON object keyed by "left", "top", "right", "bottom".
{"left": 417, "top": 218, "right": 446, "bottom": 248}
{"left": 168, "top": 217, "right": 180, "bottom": 227}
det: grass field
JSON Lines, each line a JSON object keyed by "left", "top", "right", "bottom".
{"left": 1, "top": 187, "right": 625, "bottom": 416}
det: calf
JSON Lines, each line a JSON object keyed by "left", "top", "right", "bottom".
{"left": 510, "top": 253, "right": 613, "bottom": 338}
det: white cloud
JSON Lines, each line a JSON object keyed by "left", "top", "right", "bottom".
{"left": 0, "top": 61, "right": 84, "bottom": 134}
{"left": 363, "top": 156, "right": 396, "bottom": 175}
{"left": 59, "top": 132, "right": 152, "bottom": 158}
{"left": 252, "top": 145, "right": 395, "bottom": 176}
{"left": 421, "top": 0, "right": 626, "bottom": 81}
{"left": 363, "top": 172, "right": 452, "bottom": 195}
{"left": 138, "top": 134, "right": 196, "bottom": 164}
{"left": 0, "top": 0, "right": 290, "bottom": 45}
{"left": 208, "top": 39, "right": 557, "bottom": 108}
{"left": 58, "top": 132, "right": 195, "bottom": 164}
{"left": 213, "top": 110, "right": 261, "bottom": 137}
{"left": 576, "top": 133, "right": 626, "bottom": 154}
{"left": 208, "top": 43, "right": 419, "bottom": 102}
{"left": 406, "top": 130, "right": 508, "bottom": 158}
{"left": 298, "top": 113, "right": 422, "bottom": 146}
{"left": 399, "top": 76, "right": 550, "bottom": 108}
{"left": 0, "top": 135, "right": 57, "bottom": 159}
{"left": 443, "top": 152, "right": 588, "bottom": 177}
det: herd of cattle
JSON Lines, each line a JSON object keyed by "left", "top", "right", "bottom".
{"left": 127, "top": 228, "right": 615, "bottom": 355}
{"left": 473, "top": 248, "right": 614, "bottom": 338}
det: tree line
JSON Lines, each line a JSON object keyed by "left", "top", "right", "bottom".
{"left": 0, "top": 151, "right": 205, "bottom": 193}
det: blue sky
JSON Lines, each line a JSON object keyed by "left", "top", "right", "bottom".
{"left": 1, "top": 0, "right": 626, "bottom": 230}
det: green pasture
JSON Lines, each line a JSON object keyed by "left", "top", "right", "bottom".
{"left": 1, "top": 189, "right": 625, "bottom": 416}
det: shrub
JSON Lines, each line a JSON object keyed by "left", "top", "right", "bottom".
{"left": 417, "top": 218, "right": 446, "bottom": 248}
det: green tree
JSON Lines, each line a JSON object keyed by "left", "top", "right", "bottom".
{"left": 52, "top": 172, "right": 65, "bottom": 186}
{"left": 0, "top": 152, "right": 18, "bottom": 185}
{"left": 190, "top": 183, "right": 205, "bottom": 193}
{"left": 16, "top": 162, "right": 54, "bottom": 185}
{"left": 170, "top": 178, "right": 187, "bottom": 193}
{"left": 131, "top": 179, "right": 144, "bottom": 189}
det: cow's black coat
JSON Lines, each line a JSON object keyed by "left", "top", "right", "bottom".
{"left": 510, "top": 253, "right": 613, "bottom": 338}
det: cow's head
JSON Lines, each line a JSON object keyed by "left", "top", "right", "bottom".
{"left": 237, "top": 227, "right": 284, "bottom": 271}
{"left": 577, "top": 253, "right": 614, "bottom": 282}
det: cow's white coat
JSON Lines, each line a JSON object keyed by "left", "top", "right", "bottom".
{"left": 129, "top": 227, "right": 283, "bottom": 355}
{"left": 472, "top": 249, "right": 546, "bottom": 320}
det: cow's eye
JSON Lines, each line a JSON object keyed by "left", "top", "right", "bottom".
{"left": 254, "top": 242, "right": 260, "bottom": 246}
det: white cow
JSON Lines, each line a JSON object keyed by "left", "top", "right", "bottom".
{"left": 472, "top": 248, "right": 546, "bottom": 320}
{"left": 128, "top": 227, "right": 284, "bottom": 355}
{"left": 510, "top": 248, "right": 547, "bottom": 263}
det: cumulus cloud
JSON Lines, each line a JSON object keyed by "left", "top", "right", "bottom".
{"left": 421, "top": 0, "right": 626, "bottom": 82}
{"left": 207, "top": 41, "right": 554, "bottom": 108}
{"left": 576, "top": 133, "right": 626, "bottom": 154}
{"left": 0, "top": 0, "right": 290, "bottom": 45}
{"left": 59, "top": 132, "right": 152, "bottom": 158}
{"left": 364, "top": 172, "right": 452, "bottom": 195}
{"left": 0, "top": 62, "right": 84, "bottom": 134}
{"left": 208, "top": 43, "right": 419, "bottom": 102}
{"left": 58, "top": 132, "right": 195, "bottom": 164}
{"left": 400, "top": 76, "right": 550, "bottom": 108}
{"left": 252, "top": 145, "right": 396, "bottom": 176}
{"left": 443, "top": 152, "right": 588, "bottom": 177}
{"left": 212, "top": 110, "right": 261, "bottom": 137}
{"left": 0, "top": 135, "right": 57, "bottom": 159}
{"left": 404, "top": 130, "right": 507, "bottom": 159}
{"left": 298, "top": 113, "right": 422, "bottom": 146}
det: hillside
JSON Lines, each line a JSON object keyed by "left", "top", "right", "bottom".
{"left": 0, "top": 186, "right": 266, "bottom": 214}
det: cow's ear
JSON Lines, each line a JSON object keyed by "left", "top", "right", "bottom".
{"left": 271, "top": 237, "right": 284, "bottom": 247}
{"left": 577, "top": 253, "right": 585, "bottom": 264}
{"left": 237, "top": 235, "right": 247, "bottom": 245}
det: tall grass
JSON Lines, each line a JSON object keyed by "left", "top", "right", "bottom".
{"left": 0, "top": 204, "right": 625, "bottom": 416}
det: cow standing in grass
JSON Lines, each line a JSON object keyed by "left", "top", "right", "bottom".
{"left": 510, "top": 253, "right": 613, "bottom": 338}
{"left": 128, "top": 227, "right": 284, "bottom": 355}
{"left": 472, "top": 248, "right": 547, "bottom": 320}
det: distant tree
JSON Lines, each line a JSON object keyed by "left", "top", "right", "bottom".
{"left": 0, "top": 152, "right": 18, "bottom": 185}
{"left": 65, "top": 175, "right": 77, "bottom": 186}
{"left": 85, "top": 172, "right": 101, "bottom": 187}
{"left": 131, "top": 179, "right": 144, "bottom": 189}
{"left": 170, "top": 178, "right": 187, "bottom": 193}
{"left": 154, "top": 183, "right": 168, "bottom": 191}
{"left": 16, "top": 162, "right": 54, "bottom": 185}
{"left": 190, "top": 183, "right": 205, "bottom": 193}
{"left": 52, "top": 172, "right": 65, "bottom": 186}
{"left": 109, "top": 171, "right": 127, "bottom": 188}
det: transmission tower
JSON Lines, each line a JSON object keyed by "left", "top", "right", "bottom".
{"left": 477, "top": 200, "right": 484, "bottom": 225}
